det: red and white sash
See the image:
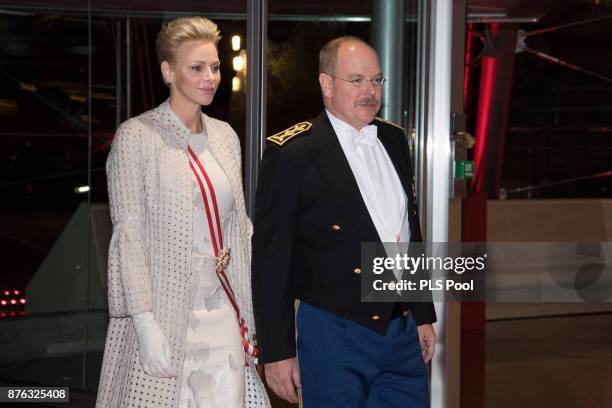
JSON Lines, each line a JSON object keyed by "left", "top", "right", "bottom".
{"left": 188, "top": 145, "right": 258, "bottom": 365}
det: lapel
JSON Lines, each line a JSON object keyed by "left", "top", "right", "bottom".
{"left": 155, "top": 100, "right": 241, "bottom": 210}
{"left": 155, "top": 99, "right": 244, "bottom": 238}
{"left": 154, "top": 99, "right": 190, "bottom": 150}
{"left": 375, "top": 120, "right": 421, "bottom": 241}
{"left": 374, "top": 122, "right": 412, "bottom": 202}
{"left": 311, "top": 111, "right": 417, "bottom": 244}
{"left": 204, "top": 114, "right": 242, "bottom": 212}
{"left": 203, "top": 113, "right": 255, "bottom": 254}
{"left": 311, "top": 112, "right": 381, "bottom": 243}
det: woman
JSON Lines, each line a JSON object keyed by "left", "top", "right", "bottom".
{"left": 96, "top": 17, "right": 269, "bottom": 408}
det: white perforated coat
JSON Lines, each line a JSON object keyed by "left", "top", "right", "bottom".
{"left": 96, "top": 100, "right": 258, "bottom": 407}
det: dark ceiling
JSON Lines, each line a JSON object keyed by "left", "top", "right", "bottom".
{"left": 0, "top": 0, "right": 567, "bottom": 21}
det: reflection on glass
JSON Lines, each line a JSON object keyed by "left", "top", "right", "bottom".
{"left": 0, "top": 8, "right": 90, "bottom": 391}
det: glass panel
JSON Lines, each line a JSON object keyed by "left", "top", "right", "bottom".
{"left": 465, "top": 4, "right": 612, "bottom": 199}
{"left": 0, "top": 1, "right": 90, "bottom": 391}
{"left": 404, "top": 2, "right": 419, "bottom": 143}
{"left": 267, "top": 5, "right": 370, "bottom": 134}
{"left": 267, "top": 1, "right": 420, "bottom": 135}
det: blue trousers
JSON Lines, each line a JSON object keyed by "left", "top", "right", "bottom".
{"left": 296, "top": 301, "right": 429, "bottom": 408}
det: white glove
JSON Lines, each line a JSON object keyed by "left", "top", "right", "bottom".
{"left": 132, "top": 312, "right": 176, "bottom": 377}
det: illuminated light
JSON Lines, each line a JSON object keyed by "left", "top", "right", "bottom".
{"left": 69, "top": 94, "right": 87, "bottom": 103}
{"left": 0, "top": 98, "right": 18, "bottom": 113}
{"left": 231, "top": 35, "right": 241, "bottom": 51}
{"left": 232, "top": 56, "right": 244, "bottom": 72}
{"left": 3, "top": 290, "right": 9, "bottom": 296}
{"left": 13, "top": 289, "right": 20, "bottom": 295}
{"left": 20, "top": 299, "right": 26, "bottom": 304}
{"left": 0, "top": 300, "right": 6, "bottom": 306}
{"left": 10, "top": 299, "right": 16, "bottom": 305}
{"left": 232, "top": 77, "right": 241, "bottom": 92}
{"left": 473, "top": 35, "right": 498, "bottom": 193}
{"left": 19, "top": 82, "right": 37, "bottom": 92}
{"left": 74, "top": 185, "right": 90, "bottom": 194}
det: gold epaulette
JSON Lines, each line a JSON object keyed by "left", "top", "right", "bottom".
{"left": 266, "top": 121, "right": 312, "bottom": 146}
{"left": 375, "top": 117, "right": 405, "bottom": 132}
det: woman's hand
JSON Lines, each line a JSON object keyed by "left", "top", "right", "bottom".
{"left": 132, "top": 312, "right": 176, "bottom": 377}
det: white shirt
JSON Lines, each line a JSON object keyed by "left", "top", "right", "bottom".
{"left": 326, "top": 110, "right": 410, "bottom": 246}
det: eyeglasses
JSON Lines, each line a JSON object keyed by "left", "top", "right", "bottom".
{"left": 326, "top": 73, "right": 387, "bottom": 88}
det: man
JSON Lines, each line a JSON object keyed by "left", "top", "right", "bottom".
{"left": 252, "top": 36, "right": 437, "bottom": 407}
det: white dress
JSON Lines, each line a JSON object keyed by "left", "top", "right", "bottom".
{"left": 178, "top": 131, "right": 245, "bottom": 408}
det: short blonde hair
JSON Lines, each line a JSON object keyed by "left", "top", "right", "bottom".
{"left": 156, "top": 17, "right": 221, "bottom": 64}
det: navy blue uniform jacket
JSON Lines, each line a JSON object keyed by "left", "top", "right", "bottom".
{"left": 252, "top": 111, "right": 437, "bottom": 364}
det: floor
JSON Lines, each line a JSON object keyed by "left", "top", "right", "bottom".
{"left": 485, "top": 312, "right": 612, "bottom": 408}
{"left": 2, "top": 313, "right": 611, "bottom": 407}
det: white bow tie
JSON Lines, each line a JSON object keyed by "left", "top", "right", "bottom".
{"left": 350, "top": 125, "right": 377, "bottom": 151}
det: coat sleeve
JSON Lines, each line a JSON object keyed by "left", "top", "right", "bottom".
{"left": 105, "top": 119, "right": 153, "bottom": 318}
{"left": 251, "top": 144, "right": 299, "bottom": 364}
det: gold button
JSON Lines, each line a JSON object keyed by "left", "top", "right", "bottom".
{"left": 353, "top": 268, "right": 362, "bottom": 274}
{"left": 371, "top": 314, "right": 380, "bottom": 321}
{"left": 332, "top": 224, "right": 341, "bottom": 231}
{"left": 402, "top": 311, "right": 409, "bottom": 317}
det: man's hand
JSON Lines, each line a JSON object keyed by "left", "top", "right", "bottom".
{"left": 264, "top": 357, "right": 301, "bottom": 404}
{"left": 417, "top": 324, "right": 436, "bottom": 364}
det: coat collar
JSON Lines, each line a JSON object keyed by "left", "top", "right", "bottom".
{"left": 372, "top": 119, "right": 412, "bottom": 203}
{"left": 151, "top": 99, "right": 243, "bottom": 233}
{"left": 311, "top": 111, "right": 380, "bottom": 242}
{"left": 152, "top": 99, "right": 212, "bottom": 151}
{"left": 310, "top": 111, "right": 413, "bottom": 243}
